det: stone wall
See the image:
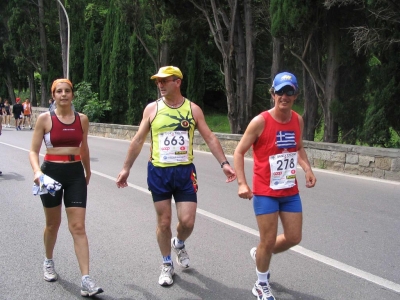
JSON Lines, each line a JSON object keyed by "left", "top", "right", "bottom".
{"left": 31, "top": 107, "right": 400, "bottom": 182}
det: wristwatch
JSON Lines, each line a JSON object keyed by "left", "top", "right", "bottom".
{"left": 220, "top": 161, "right": 230, "bottom": 168}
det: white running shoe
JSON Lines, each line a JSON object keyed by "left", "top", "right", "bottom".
{"left": 81, "top": 276, "right": 104, "bottom": 297}
{"left": 171, "top": 237, "right": 190, "bottom": 268}
{"left": 252, "top": 281, "right": 275, "bottom": 300}
{"left": 158, "top": 263, "right": 174, "bottom": 286}
{"left": 250, "top": 247, "right": 257, "bottom": 262}
{"left": 43, "top": 259, "right": 58, "bottom": 282}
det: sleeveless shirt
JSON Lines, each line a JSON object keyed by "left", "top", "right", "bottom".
{"left": 43, "top": 111, "right": 83, "bottom": 148}
{"left": 150, "top": 98, "right": 195, "bottom": 167}
{"left": 252, "top": 110, "right": 301, "bottom": 197}
{"left": 23, "top": 102, "right": 31, "bottom": 115}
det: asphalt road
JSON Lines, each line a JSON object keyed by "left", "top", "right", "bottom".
{"left": 0, "top": 127, "right": 399, "bottom": 300}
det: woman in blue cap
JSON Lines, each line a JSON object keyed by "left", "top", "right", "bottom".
{"left": 234, "top": 72, "right": 317, "bottom": 300}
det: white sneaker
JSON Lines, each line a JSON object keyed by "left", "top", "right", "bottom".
{"left": 81, "top": 276, "right": 104, "bottom": 297}
{"left": 43, "top": 259, "right": 58, "bottom": 282}
{"left": 158, "top": 263, "right": 174, "bottom": 286}
{"left": 171, "top": 237, "right": 190, "bottom": 268}
{"left": 252, "top": 281, "right": 275, "bottom": 300}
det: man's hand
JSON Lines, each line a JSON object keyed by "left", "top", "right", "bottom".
{"left": 222, "top": 164, "right": 237, "bottom": 183}
{"left": 116, "top": 169, "right": 130, "bottom": 188}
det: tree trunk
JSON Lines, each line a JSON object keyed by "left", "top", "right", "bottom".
{"left": 58, "top": 0, "right": 69, "bottom": 79}
{"left": 302, "top": 39, "right": 319, "bottom": 141}
{"left": 190, "top": 0, "right": 255, "bottom": 134}
{"left": 28, "top": 71, "right": 37, "bottom": 106}
{"left": 234, "top": 8, "right": 247, "bottom": 134}
{"left": 5, "top": 70, "right": 16, "bottom": 104}
{"left": 159, "top": 43, "right": 169, "bottom": 67}
{"left": 224, "top": 56, "right": 237, "bottom": 134}
{"left": 270, "top": 37, "right": 283, "bottom": 107}
{"left": 243, "top": 0, "right": 255, "bottom": 131}
{"left": 323, "top": 10, "right": 340, "bottom": 143}
{"left": 38, "top": 0, "right": 48, "bottom": 106}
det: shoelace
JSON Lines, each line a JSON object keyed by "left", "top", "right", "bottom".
{"left": 44, "top": 263, "right": 56, "bottom": 274}
{"left": 83, "top": 277, "right": 96, "bottom": 289}
{"left": 260, "top": 283, "right": 273, "bottom": 297}
{"left": 160, "top": 264, "right": 173, "bottom": 274}
{"left": 176, "top": 247, "right": 187, "bottom": 256}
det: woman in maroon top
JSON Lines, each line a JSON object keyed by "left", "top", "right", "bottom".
{"left": 29, "top": 79, "right": 103, "bottom": 297}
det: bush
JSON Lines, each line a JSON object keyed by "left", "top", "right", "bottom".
{"left": 73, "top": 82, "right": 111, "bottom": 122}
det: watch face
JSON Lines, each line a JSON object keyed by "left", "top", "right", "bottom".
{"left": 221, "top": 161, "right": 229, "bottom": 168}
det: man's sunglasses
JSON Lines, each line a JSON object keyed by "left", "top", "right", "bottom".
{"left": 275, "top": 88, "right": 296, "bottom": 96}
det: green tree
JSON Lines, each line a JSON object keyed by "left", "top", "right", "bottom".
{"left": 108, "top": 4, "right": 130, "bottom": 123}
{"left": 185, "top": 42, "right": 205, "bottom": 109}
{"left": 83, "top": 21, "right": 98, "bottom": 88}
{"left": 99, "top": 0, "right": 117, "bottom": 103}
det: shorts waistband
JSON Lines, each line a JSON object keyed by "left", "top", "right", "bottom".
{"left": 44, "top": 154, "right": 81, "bottom": 162}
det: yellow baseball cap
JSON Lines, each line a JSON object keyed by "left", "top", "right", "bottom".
{"left": 151, "top": 66, "right": 183, "bottom": 79}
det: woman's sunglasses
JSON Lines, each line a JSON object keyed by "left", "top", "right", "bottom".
{"left": 275, "top": 88, "right": 296, "bottom": 96}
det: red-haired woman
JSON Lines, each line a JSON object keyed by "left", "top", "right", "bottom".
{"left": 29, "top": 79, "right": 103, "bottom": 297}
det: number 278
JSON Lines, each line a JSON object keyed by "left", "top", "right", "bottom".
{"left": 277, "top": 158, "right": 295, "bottom": 170}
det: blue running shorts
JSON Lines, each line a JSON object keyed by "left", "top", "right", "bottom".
{"left": 253, "top": 194, "right": 302, "bottom": 215}
{"left": 147, "top": 162, "right": 198, "bottom": 202}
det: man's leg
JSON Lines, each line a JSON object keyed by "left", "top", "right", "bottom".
{"left": 273, "top": 212, "right": 302, "bottom": 254}
{"left": 169, "top": 201, "right": 196, "bottom": 268}
{"left": 154, "top": 199, "right": 173, "bottom": 256}
{"left": 154, "top": 199, "right": 175, "bottom": 286}
{"left": 175, "top": 201, "right": 197, "bottom": 242}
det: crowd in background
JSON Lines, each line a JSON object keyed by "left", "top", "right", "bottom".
{"left": 0, "top": 96, "right": 33, "bottom": 130}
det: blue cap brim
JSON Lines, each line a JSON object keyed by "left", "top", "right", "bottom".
{"left": 274, "top": 83, "right": 297, "bottom": 91}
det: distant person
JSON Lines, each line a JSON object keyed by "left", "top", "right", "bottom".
{"left": 22, "top": 98, "right": 33, "bottom": 129}
{"left": 29, "top": 79, "right": 103, "bottom": 297}
{"left": 12, "top": 98, "right": 24, "bottom": 130}
{"left": 116, "top": 66, "right": 236, "bottom": 286}
{"left": 0, "top": 97, "right": 4, "bottom": 126}
{"left": 48, "top": 98, "right": 55, "bottom": 111}
{"left": 4, "top": 99, "right": 11, "bottom": 127}
{"left": 234, "top": 72, "right": 316, "bottom": 300}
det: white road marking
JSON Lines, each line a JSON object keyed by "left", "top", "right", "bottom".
{"left": 3, "top": 140, "right": 400, "bottom": 293}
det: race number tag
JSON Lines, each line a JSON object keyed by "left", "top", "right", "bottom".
{"left": 158, "top": 131, "right": 189, "bottom": 163}
{"left": 269, "top": 152, "right": 297, "bottom": 190}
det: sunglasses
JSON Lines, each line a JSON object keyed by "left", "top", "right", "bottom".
{"left": 154, "top": 78, "right": 178, "bottom": 85}
{"left": 275, "top": 88, "right": 296, "bottom": 96}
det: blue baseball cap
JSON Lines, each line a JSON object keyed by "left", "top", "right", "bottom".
{"left": 272, "top": 72, "right": 298, "bottom": 91}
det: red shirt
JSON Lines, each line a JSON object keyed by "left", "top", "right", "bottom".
{"left": 252, "top": 110, "right": 301, "bottom": 197}
{"left": 43, "top": 111, "right": 83, "bottom": 148}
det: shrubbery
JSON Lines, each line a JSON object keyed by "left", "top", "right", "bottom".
{"left": 73, "top": 82, "right": 111, "bottom": 123}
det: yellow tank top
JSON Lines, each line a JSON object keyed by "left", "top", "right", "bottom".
{"left": 150, "top": 98, "right": 195, "bottom": 167}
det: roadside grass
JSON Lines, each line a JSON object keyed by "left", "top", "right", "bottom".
{"left": 204, "top": 103, "right": 305, "bottom": 134}
{"left": 204, "top": 113, "right": 231, "bottom": 133}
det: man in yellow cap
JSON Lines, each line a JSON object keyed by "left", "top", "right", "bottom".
{"left": 116, "top": 66, "right": 236, "bottom": 286}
